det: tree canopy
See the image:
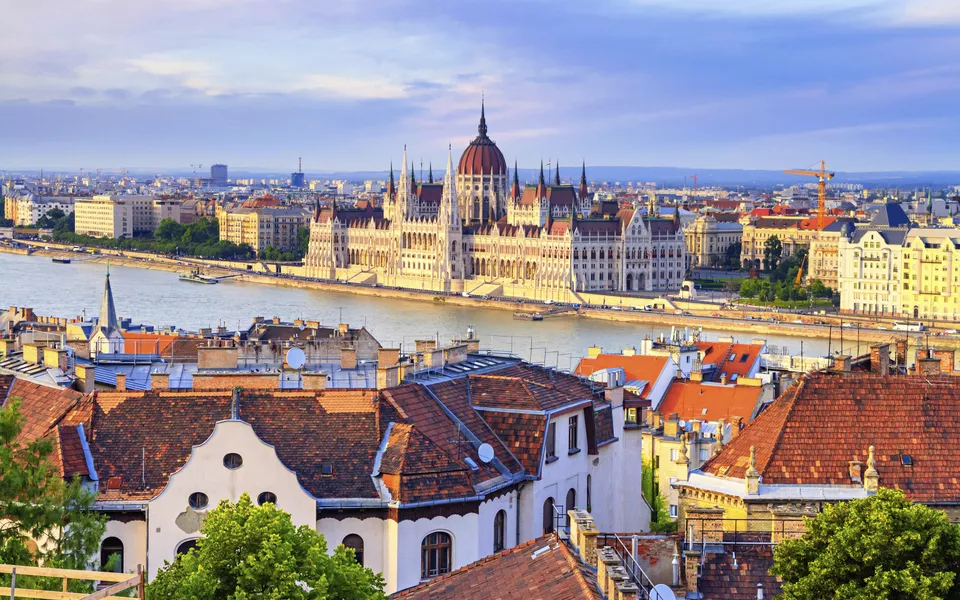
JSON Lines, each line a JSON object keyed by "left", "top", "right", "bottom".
{"left": 0, "top": 399, "right": 109, "bottom": 592}
{"left": 148, "top": 493, "right": 386, "bottom": 600}
{"left": 771, "top": 489, "right": 960, "bottom": 600}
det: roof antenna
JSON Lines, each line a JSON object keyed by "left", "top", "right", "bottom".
{"left": 141, "top": 446, "right": 146, "bottom": 488}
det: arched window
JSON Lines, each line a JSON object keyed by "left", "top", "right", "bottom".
{"left": 586, "top": 475, "right": 592, "bottom": 511}
{"left": 543, "top": 497, "right": 555, "bottom": 535}
{"left": 176, "top": 539, "right": 198, "bottom": 556}
{"left": 343, "top": 534, "right": 364, "bottom": 566}
{"left": 100, "top": 537, "right": 123, "bottom": 573}
{"left": 565, "top": 488, "right": 577, "bottom": 530}
{"left": 493, "top": 510, "right": 506, "bottom": 553}
{"left": 421, "top": 532, "right": 452, "bottom": 579}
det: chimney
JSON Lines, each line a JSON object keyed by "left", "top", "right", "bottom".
{"left": 870, "top": 343, "right": 890, "bottom": 375}
{"left": 848, "top": 459, "right": 862, "bottom": 483}
{"left": 651, "top": 412, "right": 663, "bottom": 430}
{"left": 716, "top": 417, "right": 727, "bottom": 442}
{"left": 415, "top": 339, "right": 437, "bottom": 353}
{"left": 690, "top": 420, "right": 703, "bottom": 436}
{"left": 895, "top": 338, "right": 907, "bottom": 364}
{"left": 74, "top": 364, "right": 96, "bottom": 394}
{"left": 302, "top": 372, "right": 328, "bottom": 390}
{"left": 663, "top": 413, "right": 681, "bottom": 438}
{"left": 833, "top": 355, "right": 851, "bottom": 372}
{"left": 933, "top": 349, "right": 956, "bottom": 374}
{"left": 338, "top": 323, "right": 350, "bottom": 336}
{"left": 378, "top": 347, "right": 400, "bottom": 367}
{"left": 306, "top": 320, "right": 320, "bottom": 329}
{"left": 587, "top": 346, "right": 603, "bottom": 359}
{"left": 916, "top": 357, "right": 941, "bottom": 376}
{"left": 340, "top": 348, "right": 357, "bottom": 370}
{"left": 622, "top": 347, "right": 636, "bottom": 356}
{"left": 272, "top": 316, "right": 281, "bottom": 325}
{"left": 729, "top": 416, "right": 744, "bottom": 439}
{"left": 376, "top": 364, "right": 401, "bottom": 390}
{"left": 115, "top": 372, "right": 127, "bottom": 392}
{"left": 151, "top": 371, "right": 170, "bottom": 390}
{"left": 720, "top": 373, "right": 728, "bottom": 385}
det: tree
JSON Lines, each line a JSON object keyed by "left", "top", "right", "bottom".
{"left": 296, "top": 225, "right": 310, "bottom": 259}
{"left": 155, "top": 218, "right": 185, "bottom": 242}
{"left": 0, "top": 400, "right": 109, "bottom": 592}
{"left": 641, "top": 458, "right": 676, "bottom": 533}
{"left": 739, "top": 278, "right": 760, "bottom": 298}
{"left": 763, "top": 235, "right": 782, "bottom": 272}
{"left": 0, "top": 196, "right": 10, "bottom": 227}
{"left": 725, "top": 241, "right": 742, "bottom": 269}
{"left": 771, "top": 489, "right": 960, "bottom": 600}
{"left": 148, "top": 493, "right": 386, "bottom": 600}
{"left": 35, "top": 208, "right": 66, "bottom": 229}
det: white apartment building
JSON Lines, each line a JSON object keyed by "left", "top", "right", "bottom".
{"left": 3, "top": 193, "right": 75, "bottom": 227}
{"left": 74, "top": 195, "right": 182, "bottom": 238}
{"left": 838, "top": 203, "right": 910, "bottom": 317}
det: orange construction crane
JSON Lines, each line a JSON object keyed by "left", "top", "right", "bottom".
{"left": 785, "top": 160, "right": 835, "bottom": 230}
{"left": 795, "top": 253, "right": 807, "bottom": 286}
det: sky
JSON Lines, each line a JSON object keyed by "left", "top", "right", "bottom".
{"left": 1, "top": 0, "right": 959, "bottom": 173}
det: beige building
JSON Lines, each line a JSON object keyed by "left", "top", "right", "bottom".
{"left": 806, "top": 219, "right": 858, "bottom": 290}
{"left": 74, "top": 195, "right": 181, "bottom": 238}
{"left": 683, "top": 215, "right": 742, "bottom": 269}
{"left": 740, "top": 215, "right": 823, "bottom": 269}
{"left": 4, "top": 193, "right": 76, "bottom": 227}
{"left": 216, "top": 205, "right": 308, "bottom": 252}
{"left": 305, "top": 116, "right": 686, "bottom": 300}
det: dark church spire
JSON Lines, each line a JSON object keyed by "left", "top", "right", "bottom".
{"left": 554, "top": 162, "right": 561, "bottom": 186}
{"left": 511, "top": 159, "right": 521, "bottom": 199}
{"left": 388, "top": 162, "right": 396, "bottom": 198}
{"left": 428, "top": 162, "right": 433, "bottom": 183}
{"left": 478, "top": 95, "right": 488, "bottom": 138}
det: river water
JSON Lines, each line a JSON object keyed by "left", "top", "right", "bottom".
{"left": 1, "top": 252, "right": 833, "bottom": 366}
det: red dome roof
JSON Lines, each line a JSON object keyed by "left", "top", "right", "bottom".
{"left": 457, "top": 104, "right": 506, "bottom": 177}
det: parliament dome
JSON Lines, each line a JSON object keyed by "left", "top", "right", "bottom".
{"left": 457, "top": 102, "right": 506, "bottom": 177}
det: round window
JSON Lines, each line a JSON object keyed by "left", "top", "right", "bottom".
{"left": 258, "top": 491, "right": 277, "bottom": 506}
{"left": 223, "top": 453, "right": 243, "bottom": 469}
{"left": 189, "top": 492, "right": 209, "bottom": 510}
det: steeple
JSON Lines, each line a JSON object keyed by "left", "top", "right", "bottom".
{"left": 98, "top": 265, "right": 119, "bottom": 335}
{"left": 440, "top": 143, "right": 460, "bottom": 227}
{"left": 537, "top": 160, "right": 546, "bottom": 198}
{"left": 579, "top": 161, "right": 588, "bottom": 201}
{"left": 410, "top": 161, "right": 417, "bottom": 190}
{"left": 388, "top": 162, "right": 396, "bottom": 198}
{"left": 428, "top": 162, "right": 434, "bottom": 183}
{"left": 554, "top": 162, "right": 561, "bottom": 186}
{"left": 313, "top": 196, "right": 321, "bottom": 222}
{"left": 478, "top": 96, "right": 487, "bottom": 138}
{"left": 511, "top": 159, "right": 521, "bottom": 200}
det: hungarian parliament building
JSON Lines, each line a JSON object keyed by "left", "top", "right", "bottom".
{"left": 304, "top": 104, "right": 686, "bottom": 300}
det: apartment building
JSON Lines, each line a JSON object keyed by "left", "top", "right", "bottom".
{"left": 684, "top": 214, "right": 742, "bottom": 269}
{"left": 216, "top": 204, "right": 308, "bottom": 251}
{"left": 74, "top": 195, "right": 182, "bottom": 238}
{"left": 3, "top": 193, "right": 75, "bottom": 227}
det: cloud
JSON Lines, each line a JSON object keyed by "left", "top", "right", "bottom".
{"left": 299, "top": 74, "right": 410, "bottom": 100}
{"left": 127, "top": 57, "right": 211, "bottom": 77}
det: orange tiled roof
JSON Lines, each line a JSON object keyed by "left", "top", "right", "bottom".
{"left": 695, "top": 342, "right": 762, "bottom": 381}
{"left": 392, "top": 534, "right": 600, "bottom": 599}
{"left": 658, "top": 381, "right": 762, "bottom": 422}
{"left": 701, "top": 373, "right": 960, "bottom": 503}
{"left": 1, "top": 377, "right": 82, "bottom": 444}
{"left": 575, "top": 355, "right": 669, "bottom": 398}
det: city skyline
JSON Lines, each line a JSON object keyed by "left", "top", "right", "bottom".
{"left": 2, "top": 0, "right": 959, "bottom": 171}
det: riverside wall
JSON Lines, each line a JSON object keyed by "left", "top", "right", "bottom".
{"left": 5, "top": 242, "right": 960, "bottom": 350}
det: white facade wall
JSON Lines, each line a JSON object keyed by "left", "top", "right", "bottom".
{"left": 101, "top": 518, "right": 147, "bottom": 575}
{"left": 145, "top": 420, "right": 316, "bottom": 579}
{"left": 394, "top": 513, "right": 478, "bottom": 593}
{"left": 316, "top": 517, "right": 387, "bottom": 577}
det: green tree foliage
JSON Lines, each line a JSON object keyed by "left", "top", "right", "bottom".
{"left": 0, "top": 196, "right": 11, "bottom": 227}
{"left": 34, "top": 208, "right": 66, "bottom": 229}
{"left": 53, "top": 217, "right": 255, "bottom": 260}
{"left": 641, "top": 458, "right": 677, "bottom": 533}
{"left": 763, "top": 235, "right": 783, "bottom": 272}
{"left": 0, "top": 400, "right": 110, "bottom": 592}
{"left": 149, "top": 493, "right": 386, "bottom": 600}
{"left": 724, "top": 241, "right": 742, "bottom": 269}
{"left": 771, "top": 489, "right": 960, "bottom": 600}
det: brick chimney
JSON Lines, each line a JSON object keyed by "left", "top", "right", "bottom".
{"left": 895, "top": 338, "right": 907, "bottom": 365}
{"left": 151, "top": 371, "right": 170, "bottom": 390}
{"left": 933, "top": 349, "right": 956, "bottom": 374}
{"left": 833, "top": 355, "right": 851, "bottom": 372}
{"left": 378, "top": 347, "right": 400, "bottom": 366}
{"left": 916, "top": 357, "right": 941, "bottom": 376}
{"left": 663, "top": 413, "right": 681, "bottom": 438}
{"left": 302, "top": 372, "right": 328, "bottom": 390}
{"left": 115, "top": 372, "right": 127, "bottom": 392}
{"left": 340, "top": 348, "right": 357, "bottom": 370}
{"left": 74, "top": 364, "right": 96, "bottom": 394}
{"left": 729, "top": 416, "right": 744, "bottom": 439}
{"left": 869, "top": 343, "right": 890, "bottom": 374}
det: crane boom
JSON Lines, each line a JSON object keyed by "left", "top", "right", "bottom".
{"left": 795, "top": 253, "right": 807, "bottom": 286}
{"left": 784, "top": 160, "right": 835, "bottom": 230}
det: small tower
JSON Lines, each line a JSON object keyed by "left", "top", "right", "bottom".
{"left": 745, "top": 445, "right": 760, "bottom": 494}
{"left": 579, "top": 162, "right": 589, "bottom": 214}
{"left": 864, "top": 445, "right": 880, "bottom": 492}
{"left": 554, "top": 162, "right": 561, "bottom": 186}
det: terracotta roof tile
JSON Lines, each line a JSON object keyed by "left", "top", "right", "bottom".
{"left": 658, "top": 381, "right": 763, "bottom": 422}
{"left": 698, "top": 545, "right": 781, "bottom": 600}
{"left": 1, "top": 377, "right": 82, "bottom": 444}
{"left": 479, "top": 411, "right": 546, "bottom": 476}
{"left": 56, "top": 425, "right": 89, "bottom": 479}
{"left": 392, "top": 534, "right": 601, "bottom": 599}
{"left": 702, "top": 373, "right": 960, "bottom": 503}
{"left": 576, "top": 355, "right": 670, "bottom": 399}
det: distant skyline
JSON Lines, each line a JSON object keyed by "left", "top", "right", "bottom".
{"left": 2, "top": 0, "right": 959, "bottom": 172}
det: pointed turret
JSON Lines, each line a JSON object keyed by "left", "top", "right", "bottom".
{"left": 98, "top": 266, "right": 119, "bottom": 335}
{"left": 478, "top": 96, "right": 488, "bottom": 138}
{"left": 428, "top": 162, "right": 434, "bottom": 183}
{"left": 410, "top": 161, "right": 417, "bottom": 190}
{"left": 511, "top": 159, "right": 521, "bottom": 200}
{"left": 537, "top": 160, "right": 546, "bottom": 198}
{"left": 313, "top": 197, "right": 321, "bottom": 221}
{"left": 387, "top": 162, "right": 396, "bottom": 198}
{"left": 554, "top": 162, "right": 561, "bottom": 186}
{"left": 579, "top": 161, "right": 588, "bottom": 202}
{"left": 440, "top": 143, "right": 460, "bottom": 227}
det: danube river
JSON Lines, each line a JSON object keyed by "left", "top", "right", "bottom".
{"left": 1, "top": 252, "right": 835, "bottom": 367}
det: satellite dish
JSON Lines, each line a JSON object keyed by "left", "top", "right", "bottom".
{"left": 299, "top": 324, "right": 306, "bottom": 331}
{"left": 285, "top": 347, "right": 306, "bottom": 370}
{"left": 650, "top": 584, "right": 677, "bottom": 600}
{"left": 477, "top": 443, "right": 495, "bottom": 464}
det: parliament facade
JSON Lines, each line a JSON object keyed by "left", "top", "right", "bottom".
{"left": 304, "top": 104, "right": 685, "bottom": 301}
